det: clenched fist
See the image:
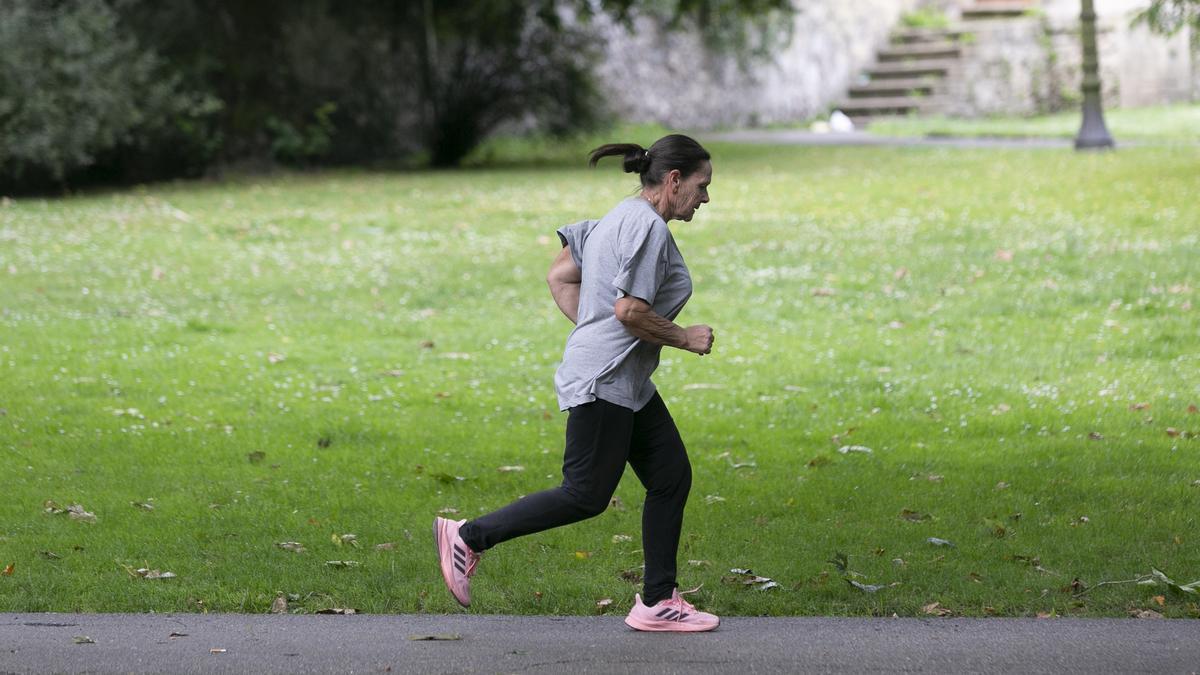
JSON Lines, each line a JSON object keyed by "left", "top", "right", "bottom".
{"left": 684, "top": 324, "right": 714, "bottom": 356}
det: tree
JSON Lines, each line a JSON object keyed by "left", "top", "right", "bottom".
{"left": 1134, "top": 0, "right": 1200, "bottom": 34}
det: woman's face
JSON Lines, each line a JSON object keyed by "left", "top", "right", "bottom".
{"left": 673, "top": 160, "right": 712, "bottom": 222}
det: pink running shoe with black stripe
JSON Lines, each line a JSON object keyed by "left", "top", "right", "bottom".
{"left": 433, "top": 517, "right": 481, "bottom": 607}
{"left": 624, "top": 588, "right": 719, "bottom": 632}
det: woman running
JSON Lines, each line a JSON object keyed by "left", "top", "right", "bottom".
{"left": 435, "top": 134, "right": 718, "bottom": 632}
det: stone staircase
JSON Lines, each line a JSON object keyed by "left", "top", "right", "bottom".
{"left": 837, "top": 28, "right": 965, "bottom": 124}
{"left": 837, "top": 2, "right": 1037, "bottom": 126}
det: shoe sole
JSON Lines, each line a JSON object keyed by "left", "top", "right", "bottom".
{"left": 433, "top": 518, "right": 470, "bottom": 608}
{"left": 624, "top": 616, "right": 719, "bottom": 632}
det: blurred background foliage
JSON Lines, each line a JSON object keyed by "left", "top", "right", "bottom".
{"left": 0, "top": 0, "right": 790, "bottom": 193}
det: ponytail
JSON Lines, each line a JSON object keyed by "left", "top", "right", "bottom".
{"left": 587, "top": 134, "right": 710, "bottom": 188}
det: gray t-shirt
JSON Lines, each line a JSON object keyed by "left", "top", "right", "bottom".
{"left": 553, "top": 197, "right": 693, "bottom": 412}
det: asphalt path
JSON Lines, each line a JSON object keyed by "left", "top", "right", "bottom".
{"left": 2, "top": 613, "right": 1198, "bottom": 674}
{"left": 702, "top": 129, "right": 1148, "bottom": 148}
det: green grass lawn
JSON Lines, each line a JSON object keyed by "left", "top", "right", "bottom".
{"left": 866, "top": 104, "right": 1200, "bottom": 142}
{"left": 1, "top": 137, "right": 1198, "bottom": 618}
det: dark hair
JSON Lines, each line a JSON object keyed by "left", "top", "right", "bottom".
{"left": 587, "top": 134, "right": 711, "bottom": 187}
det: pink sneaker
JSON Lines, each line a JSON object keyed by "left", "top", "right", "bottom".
{"left": 433, "top": 517, "right": 481, "bottom": 607}
{"left": 624, "top": 587, "right": 719, "bottom": 632}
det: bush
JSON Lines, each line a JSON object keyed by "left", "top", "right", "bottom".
{"left": 0, "top": 0, "right": 219, "bottom": 191}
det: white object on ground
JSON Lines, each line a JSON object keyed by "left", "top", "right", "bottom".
{"left": 830, "top": 110, "right": 855, "bottom": 133}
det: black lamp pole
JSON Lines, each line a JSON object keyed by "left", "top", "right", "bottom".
{"left": 1075, "top": 0, "right": 1115, "bottom": 149}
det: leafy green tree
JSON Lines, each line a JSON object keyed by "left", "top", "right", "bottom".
{"left": 1134, "top": 0, "right": 1200, "bottom": 34}
{"left": 0, "top": 0, "right": 218, "bottom": 189}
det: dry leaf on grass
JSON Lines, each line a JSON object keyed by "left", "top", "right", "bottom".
{"left": 271, "top": 595, "right": 288, "bottom": 614}
{"left": 317, "top": 607, "right": 358, "bottom": 615}
{"left": 2, "top": 563, "right": 13, "bottom": 576}
{"left": 325, "top": 560, "right": 360, "bottom": 568}
{"left": 837, "top": 445, "right": 873, "bottom": 455}
{"left": 1130, "top": 609, "right": 1163, "bottom": 619}
{"left": 921, "top": 602, "right": 953, "bottom": 617}
{"left": 723, "top": 568, "right": 781, "bottom": 591}
{"left": 927, "top": 537, "right": 956, "bottom": 548}
{"left": 126, "top": 564, "right": 175, "bottom": 581}
{"left": 374, "top": 542, "right": 398, "bottom": 551}
{"left": 611, "top": 534, "right": 633, "bottom": 544}
{"left": 497, "top": 465, "right": 525, "bottom": 473}
{"left": 596, "top": 598, "right": 613, "bottom": 613}
{"left": 277, "top": 542, "right": 307, "bottom": 553}
{"left": 332, "top": 533, "right": 359, "bottom": 547}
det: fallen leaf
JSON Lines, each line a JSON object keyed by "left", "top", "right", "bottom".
{"left": 1130, "top": 402, "right": 1151, "bottom": 411}
{"left": 130, "top": 501, "right": 154, "bottom": 511}
{"left": 1153, "top": 595, "right": 1166, "bottom": 606}
{"left": 317, "top": 437, "right": 332, "bottom": 448}
{"left": 1166, "top": 428, "right": 1180, "bottom": 437}
{"left": 1188, "top": 404, "right": 1198, "bottom": 414}
{"left": 497, "top": 465, "right": 525, "bottom": 473}
{"left": 39, "top": 551, "right": 61, "bottom": 560}
{"left": 267, "top": 352, "right": 286, "bottom": 364}
{"left": 596, "top": 598, "right": 613, "bottom": 613}
{"left": 806, "top": 456, "right": 832, "bottom": 468}
{"left": 723, "top": 568, "right": 779, "bottom": 590}
{"left": 247, "top": 451, "right": 266, "bottom": 464}
{"left": 619, "top": 566, "right": 643, "bottom": 582}
{"left": 994, "top": 249, "right": 1014, "bottom": 261}
{"left": 1130, "top": 609, "right": 1163, "bottom": 619}
{"left": 66, "top": 504, "right": 97, "bottom": 523}
{"left": 436, "top": 507, "right": 459, "bottom": 516}
{"left": 992, "top": 403, "right": 1011, "bottom": 415}
{"left": 271, "top": 595, "right": 288, "bottom": 614}
{"left": 324, "top": 560, "right": 360, "bottom": 568}
{"left": 899, "top": 508, "right": 931, "bottom": 522}
{"left": 687, "top": 560, "right": 710, "bottom": 567}
{"left": 1036, "top": 611, "right": 1054, "bottom": 619}
{"left": 277, "top": 542, "right": 307, "bottom": 553}
{"left": 131, "top": 567, "right": 176, "bottom": 580}
{"left": 574, "top": 551, "right": 592, "bottom": 560}
{"left": 927, "top": 537, "right": 956, "bottom": 548}
{"left": 703, "top": 495, "right": 726, "bottom": 505}
{"left": 1088, "top": 432, "right": 1104, "bottom": 441}
{"left": 995, "top": 481, "right": 1010, "bottom": 490}
{"left": 316, "top": 608, "right": 358, "bottom": 615}
{"left": 611, "top": 534, "right": 633, "bottom": 544}
{"left": 837, "top": 445, "right": 873, "bottom": 455}
{"left": 332, "top": 534, "right": 359, "bottom": 547}
{"left": 374, "top": 542, "right": 398, "bottom": 551}
{"left": 73, "top": 636, "right": 96, "bottom": 644}
{"left": 812, "top": 287, "right": 836, "bottom": 297}
{"left": 922, "top": 602, "right": 953, "bottom": 616}
{"left": 848, "top": 580, "right": 887, "bottom": 593}
{"left": 407, "top": 633, "right": 460, "bottom": 641}
{"left": 2, "top": 563, "right": 12, "bottom": 576}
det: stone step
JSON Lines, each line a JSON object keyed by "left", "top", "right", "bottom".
{"left": 877, "top": 42, "right": 962, "bottom": 61}
{"left": 847, "top": 78, "right": 941, "bottom": 98}
{"left": 864, "top": 59, "right": 957, "bottom": 79}
{"left": 890, "top": 27, "right": 968, "bottom": 43}
{"left": 834, "top": 96, "right": 946, "bottom": 115}
{"left": 961, "top": 2, "right": 1034, "bottom": 19}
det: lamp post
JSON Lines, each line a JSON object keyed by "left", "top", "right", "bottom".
{"left": 1075, "top": 0, "right": 1115, "bottom": 149}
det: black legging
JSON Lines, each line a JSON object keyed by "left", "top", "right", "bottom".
{"left": 459, "top": 392, "right": 692, "bottom": 606}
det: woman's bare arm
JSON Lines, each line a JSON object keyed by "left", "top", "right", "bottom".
{"left": 614, "top": 296, "right": 713, "bottom": 355}
{"left": 547, "top": 246, "right": 582, "bottom": 324}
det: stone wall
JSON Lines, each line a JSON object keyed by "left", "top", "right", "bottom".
{"left": 593, "top": 0, "right": 919, "bottom": 129}
{"left": 945, "top": 0, "right": 1196, "bottom": 117}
